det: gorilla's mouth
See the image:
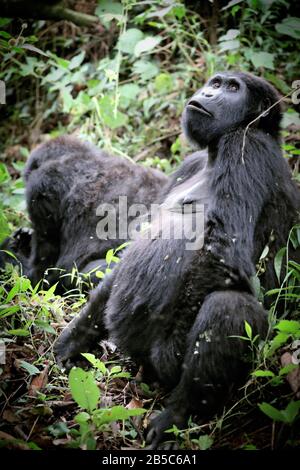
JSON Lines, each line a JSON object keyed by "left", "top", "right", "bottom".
{"left": 187, "top": 101, "right": 212, "bottom": 117}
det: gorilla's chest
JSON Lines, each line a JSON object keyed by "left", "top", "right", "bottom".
{"left": 163, "top": 167, "right": 212, "bottom": 211}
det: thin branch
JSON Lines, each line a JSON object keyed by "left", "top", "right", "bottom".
{"left": 241, "top": 87, "right": 300, "bottom": 164}
{"left": 0, "top": 1, "right": 99, "bottom": 27}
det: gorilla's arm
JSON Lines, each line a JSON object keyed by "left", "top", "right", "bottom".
{"left": 54, "top": 271, "right": 114, "bottom": 367}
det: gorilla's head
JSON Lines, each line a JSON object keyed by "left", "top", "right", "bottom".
{"left": 182, "top": 72, "right": 282, "bottom": 148}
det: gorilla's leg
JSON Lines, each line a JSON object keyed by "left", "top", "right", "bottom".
{"left": 54, "top": 272, "right": 114, "bottom": 368}
{"left": 146, "top": 290, "right": 268, "bottom": 448}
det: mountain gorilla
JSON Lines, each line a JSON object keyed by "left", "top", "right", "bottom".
{"left": 55, "top": 72, "right": 300, "bottom": 447}
{"left": 0, "top": 137, "right": 168, "bottom": 290}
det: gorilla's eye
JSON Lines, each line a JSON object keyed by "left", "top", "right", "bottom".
{"left": 228, "top": 82, "right": 239, "bottom": 92}
{"left": 212, "top": 80, "right": 221, "bottom": 89}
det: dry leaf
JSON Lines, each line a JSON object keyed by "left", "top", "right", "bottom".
{"left": 28, "top": 365, "right": 49, "bottom": 396}
{"left": 281, "top": 352, "right": 300, "bottom": 397}
{"left": 3, "top": 409, "right": 19, "bottom": 423}
{"left": 127, "top": 397, "right": 144, "bottom": 409}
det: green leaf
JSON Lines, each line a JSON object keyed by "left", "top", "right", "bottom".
{"left": 0, "top": 31, "right": 11, "bottom": 39}
{"left": 20, "top": 44, "right": 48, "bottom": 57}
{"left": 81, "top": 353, "right": 107, "bottom": 374}
{"left": 274, "top": 247, "right": 286, "bottom": 283}
{"left": 245, "top": 321, "right": 252, "bottom": 340}
{"left": 249, "top": 51, "right": 275, "bottom": 70}
{"left": 95, "top": 270, "right": 105, "bottom": 279}
{"left": 6, "top": 278, "right": 31, "bottom": 302}
{"left": 98, "top": 95, "right": 128, "bottom": 129}
{"left": 259, "top": 245, "right": 269, "bottom": 260}
{"left": 43, "top": 282, "right": 58, "bottom": 302}
{"left": 0, "top": 212, "right": 10, "bottom": 244}
{"left": 69, "top": 367, "right": 100, "bottom": 412}
{"left": 61, "top": 88, "right": 73, "bottom": 113}
{"left": 92, "top": 405, "right": 145, "bottom": 427}
{"left": 69, "top": 51, "right": 85, "bottom": 70}
{"left": 132, "top": 60, "right": 159, "bottom": 81}
{"left": 35, "top": 320, "right": 56, "bottom": 334}
{"left": 282, "top": 401, "right": 300, "bottom": 424}
{"left": 0, "top": 305, "right": 20, "bottom": 318}
{"left": 134, "top": 36, "right": 162, "bottom": 56}
{"left": 154, "top": 73, "right": 173, "bottom": 93}
{"left": 0, "top": 162, "right": 10, "bottom": 184}
{"left": 219, "top": 29, "right": 240, "bottom": 41}
{"left": 219, "top": 39, "right": 240, "bottom": 52}
{"left": 173, "top": 5, "right": 186, "bottom": 19}
{"left": 117, "top": 28, "right": 144, "bottom": 54}
{"left": 7, "top": 329, "right": 30, "bottom": 337}
{"left": 110, "top": 365, "right": 122, "bottom": 374}
{"left": 264, "top": 72, "right": 290, "bottom": 94}
{"left": 252, "top": 370, "right": 275, "bottom": 377}
{"left": 275, "top": 320, "right": 300, "bottom": 334}
{"left": 115, "top": 241, "right": 130, "bottom": 252}
{"left": 267, "top": 332, "right": 289, "bottom": 355}
{"left": 19, "top": 361, "right": 40, "bottom": 375}
{"left": 222, "top": 0, "right": 243, "bottom": 9}
{"left": 75, "top": 411, "right": 90, "bottom": 424}
{"left": 95, "top": 1, "right": 123, "bottom": 23}
{"left": 279, "top": 364, "right": 298, "bottom": 376}
{"left": 54, "top": 57, "right": 70, "bottom": 69}
{"left": 105, "top": 248, "right": 115, "bottom": 265}
{"left": 0, "top": 18, "right": 12, "bottom": 27}
{"left": 47, "top": 421, "right": 70, "bottom": 438}
{"left": 259, "top": 402, "right": 285, "bottom": 422}
{"left": 43, "top": 67, "right": 65, "bottom": 83}
{"left": 282, "top": 110, "right": 300, "bottom": 128}
{"left": 275, "top": 17, "right": 300, "bottom": 40}
{"left": 119, "top": 84, "right": 140, "bottom": 108}
{"left": 197, "top": 434, "right": 214, "bottom": 450}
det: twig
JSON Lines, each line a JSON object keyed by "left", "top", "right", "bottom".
{"left": 241, "top": 86, "right": 300, "bottom": 164}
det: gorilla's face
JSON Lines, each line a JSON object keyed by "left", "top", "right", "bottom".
{"left": 182, "top": 73, "right": 250, "bottom": 148}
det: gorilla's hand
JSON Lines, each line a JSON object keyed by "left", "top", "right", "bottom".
{"left": 146, "top": 407, "right": 186, "bottom": 449}
{"left": 54, "top": 278, "right": 112, "bottom": 368}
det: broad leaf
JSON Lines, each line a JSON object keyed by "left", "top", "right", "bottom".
{"left": 69, "top": 367, "right": 100, "bottom": 413}
{"left": 118, "top": 29, "right": 144, "bottom": 54}
{"left": 134, "top": 36, "right": 162, "bottom": 56}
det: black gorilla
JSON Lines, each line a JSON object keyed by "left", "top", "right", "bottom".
{"left": 55, "top": 72, "right": 300, "bottom": 447}
{"left": 0, "top": 137, "right": 168, "bottom": 290}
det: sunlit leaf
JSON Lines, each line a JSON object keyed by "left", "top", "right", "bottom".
{"left": 134, "top": 36, "right": 162, "bottom": 56}
{"left": 69, "top": 367, "right": 100, "bottom": 413}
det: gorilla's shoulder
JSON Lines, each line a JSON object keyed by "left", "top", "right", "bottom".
{"left": 183, "top": 150, "right": 208, "bottom": 171}
{"left": 169, "top": 149, "right": 208, "bottom": 187}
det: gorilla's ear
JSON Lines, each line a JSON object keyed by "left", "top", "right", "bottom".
{"left": 261, "top": 98, "right": 271, "bottom": 117}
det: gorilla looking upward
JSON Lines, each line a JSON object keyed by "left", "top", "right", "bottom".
{"left": 0, "top": 137, "right": 168, "bottom": 290}
{"left": 55, "top": 72, "right": 300, "bottom": 447}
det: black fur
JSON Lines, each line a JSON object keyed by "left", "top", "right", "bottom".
{"left": 0, "top": 228, "right": 32, "bottom": 272}
{"left": 54, "top": 73, "right": 300, "bottom": 447}
{"left": 1, "top": 137, "right": 168, "bottom": 290}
